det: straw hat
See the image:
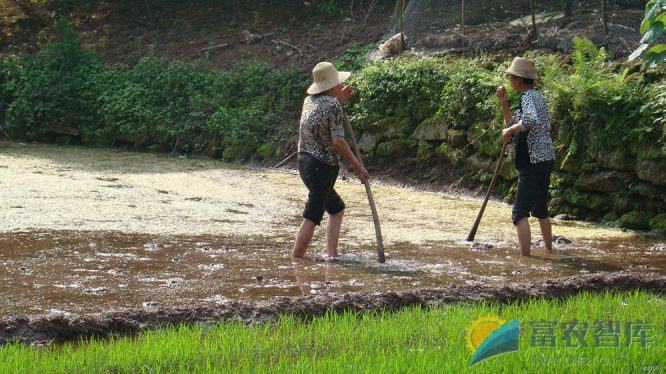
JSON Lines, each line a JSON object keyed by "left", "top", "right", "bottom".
{"left": 506, "top": 57, "right": 538, "bottom": 81}
{"left": 307, "top": 62, "right": 351, "bottom": 95}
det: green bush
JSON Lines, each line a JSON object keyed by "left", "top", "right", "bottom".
{"left": 350, "top": 58, "right": 449, "bottom": 132}
{"left": 0, "top": 20, "right": 307, "bottom": 160}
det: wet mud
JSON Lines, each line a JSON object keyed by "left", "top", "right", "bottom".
{"left": 1, "top": 272, "right": 664, "bottom": 344}
{"left": 1, "top": 142, "right": 665, "bottom": 344}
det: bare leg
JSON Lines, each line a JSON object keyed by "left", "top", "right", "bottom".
{"left": 539, "top": 218, "right": 553, "bottom": 252}
{"left": 326, "top": 209, "right": 344, "bottom": 258}
{"left": 516, "top": 218, "right": 531, "bottom": 256}
{"left": 292, "top": 219, "right": 316, "bottom": 258}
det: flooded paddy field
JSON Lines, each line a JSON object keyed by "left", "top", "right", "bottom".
{"left": 1, "top": 141, "right": 664, "bottom": 318}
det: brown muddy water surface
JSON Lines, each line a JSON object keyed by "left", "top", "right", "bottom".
{"left": 1, "top": 142, "right": 665, "bottom": 317}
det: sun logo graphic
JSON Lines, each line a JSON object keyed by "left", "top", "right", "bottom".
{"left": 466, "top": 316, "right": 520, "bottom": 366}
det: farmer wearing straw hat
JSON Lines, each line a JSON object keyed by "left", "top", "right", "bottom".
{"left": 292, "top": 62, "right": 369, "bottom": 260}
{"left": 496, "top": 57, "right": 556, "bottom": 256}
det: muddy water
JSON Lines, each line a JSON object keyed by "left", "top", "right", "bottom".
{"left": 0, "top": 142, "right": 665, "bottom": 316}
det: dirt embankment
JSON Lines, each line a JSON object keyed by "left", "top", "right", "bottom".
{"left": 0, "top": 0, "right": 393, "bottom": 70}
{"left": 1, "top": 272, "right": 664, "bottom": 344}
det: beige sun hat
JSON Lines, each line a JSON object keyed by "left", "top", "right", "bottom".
{"left": 506, "top": 57, "right": 539, "bottom": 80}
{"left": 307, "top": 62, "right": 351, "bottom": 95}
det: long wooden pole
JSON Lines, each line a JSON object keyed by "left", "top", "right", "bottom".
{"left": 343, "top": 113, "right": 386, "bottom": 263}
{"left": 466, "top": 141, "right": 509, "bottom": 242}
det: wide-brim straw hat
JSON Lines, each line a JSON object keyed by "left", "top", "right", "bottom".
{"left": 506, "top": 57, "right": 539, "bottom": 81}
{"left": 307, "top": 62, "right": 351, "bottom": 95}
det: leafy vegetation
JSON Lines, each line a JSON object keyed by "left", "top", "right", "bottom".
{"left": 629, "top": 0, "right": 665, "bottom": 67}
{"left": 0, "top": 23, "right": 663, "bottom": 224}
{"left": 0, "top": 291, "right": 663, "bottom": 372}
{"left": 0, "top": 20, "right": 307, "bottom": 160}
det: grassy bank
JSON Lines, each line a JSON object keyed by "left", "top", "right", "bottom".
{"left": 1, "top": 22, "right": 664, "bottom": 228}
{"left": 0, "top": 291, "right": 663, "bottom": 373}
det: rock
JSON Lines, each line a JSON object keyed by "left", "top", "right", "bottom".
{"left": 551, "top": 171, "right": 577, "bottom": 188}
{"left": 649, "top": 214, "right": 666, "bottom": 232}
{"left": 411, "top": 117, "right": 448, "bottom": 140}
{"left": 601, "top": 212, "right": 618, "bottom": 223}
{"left": 580, "top": 162, "right": 599, "bottom": 172}
{"left": 416, "top": 140, "right": 436, "bottom": 162}
{"left": 618, "top": 211, "right": 650, "bottom": 230}
{"left": 255, "top": 275, "right": 264, "bottom": 282}
{"left": 471, "top": 243, "right": 494, "bottom": 251}
{"left": 596, "top": 148, "right": 634, "bottom": 171}
{"left": 560, "top": 189, "right": 607, "bottom": 211}
{"left": 553, "top": 235, "right": 573, "bottom": 244}
{"left": 357, "top": 132, "right": 377, "bottom": 152}
{"left": 549, "top": 197, "right": 563, "bottom": 209}
{"left": 611, "top": 192, "right": 634, "bottom": 214}
{"left": 500, "top": 158, "right": 518, "bottom": 180}
{"left": 629, "top": 183, "right": 662, "bottom": 199}
{"left": 635, "top": 159, "right": 666, "bottom": 187}
{"left": 574, "top": 171, "right": 633, "bottom": 193}
{"left": 465, "top": 153, "right": 494, "bottom": 172}
{"left": 435, "top": 143, "right": 464, "bottom": 166}
{"left": 446, "top": 129, "right": 467, "bottom": 148}
{"left": 378, "top": 33, "right": 405, "bottom": 58}
{"left": 554, "top": 213, "right": 575, "bottom": 221}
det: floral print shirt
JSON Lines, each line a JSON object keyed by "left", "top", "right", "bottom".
{"left": 298, "top": 94, "right": 345, "bottom": 166}
{"left": 510, "top": 89, "right": 556, "bottom": 166}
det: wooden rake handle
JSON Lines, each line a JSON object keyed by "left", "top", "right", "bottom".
{"left": 343, "top": 113, "right": 386, "bottom": 263}
{"left": 466, "top": 141, "right": 509, "bottom": 242}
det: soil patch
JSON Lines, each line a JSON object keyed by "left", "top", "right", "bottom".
{"left": 1, "top": 272, "right": 664, "bottom": 344}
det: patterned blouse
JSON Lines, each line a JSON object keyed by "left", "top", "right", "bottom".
{"left": 510, "top": 89, "right": 556, "bottom": 166}
{"left": 298, "top": 94, "right": 346, "bottom": 166}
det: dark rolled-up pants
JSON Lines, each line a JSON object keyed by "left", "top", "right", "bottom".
{"left": 298, "top": 152, "right": 345, "bottom": 226}
{"left": 512, "top": 160, "right": 554, "bottom": 225}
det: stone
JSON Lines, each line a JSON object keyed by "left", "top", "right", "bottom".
{"left": 500, "top": 158, "right": 518, "bottom": 181}
{"left": 635, "top": 159, "right": 666, "bottom": 187}
{"left": 465, "top": 153, "right": 494, "bottom": 172}
{"left": 416, "top": 140, "right": 436, "bottom": 162}
{"left": 619, "top": 211, "right": 650, "bottom": 230}
{"left": 649, "top": 214, "right": 666, "bottom": 232}
{"left": 446, "top": 129, "right": 468, "bottom": 148}
{"left": 601, "top": 212, "right": 619, "bottom": 223}
{"left": 551, "top": 171, "right": 577, "bottom": 188}
{"left": 595, "top": 148, "right": 634, "bottom": 171}
{"left": 611, "top": 192, "right": 634, "bottom": 214}
{"left": 629, "top": 183, "right": 662, "bottom": 199}
{"left": 411, "top": 117, "right": 448, "bottom": 141}
{"left": 560, "top": 189, "right": 607, "bottom": 211}
{"left": 357, "top": 132, "right": 377, "bottom": 152}
{"left": 574, "top": 171, "right": 633, "bottom": 193}
{"left": 435, "top": 143, "right": 464, "bottom": 166}
{"left": 580, "top": 162, "right": 599, "bottom": 173}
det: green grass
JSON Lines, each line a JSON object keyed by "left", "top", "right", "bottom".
{"left": 1, "top": 291, "right": 664, "bottom": 373}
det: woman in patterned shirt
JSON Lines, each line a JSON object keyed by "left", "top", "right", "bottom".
{"left": 292, "top": 62, "right": 369, "bottom": 260}
{"left": 497, "top": 57, "right": 556, "bottom": 256}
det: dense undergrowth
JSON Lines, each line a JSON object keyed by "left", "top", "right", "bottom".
{"left": 0, "top": 22, "right": 664, "bottom": 228}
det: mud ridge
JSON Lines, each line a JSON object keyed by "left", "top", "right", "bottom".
{"left": 1, "top": 272, "right": 664, "bottom": 344}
